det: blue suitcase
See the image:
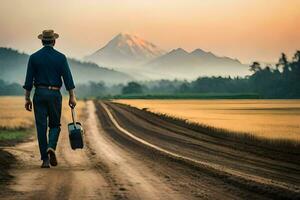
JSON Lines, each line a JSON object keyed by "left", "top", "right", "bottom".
{"left": 68, "top": 108, "right": 84, "bottom": 150}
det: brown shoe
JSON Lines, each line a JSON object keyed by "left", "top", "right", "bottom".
{"left": 47, "top": 148, "right": 58, "bottom": 166}
{"left": 41, "top": 159, "right": 50, "bottom": 168}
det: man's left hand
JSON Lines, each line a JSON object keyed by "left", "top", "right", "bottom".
{"left": 69, "top": 96, "right": 77, "bottom": 108}
{"left": 25, "top": 99, "right": 32, "bottom": 111}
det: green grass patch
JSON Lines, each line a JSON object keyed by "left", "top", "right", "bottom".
{"left": 0, "top": 129, "right": 31, "bottom": 141}
{"left": 112, "top": 93, "right": 260, "bottom": 99}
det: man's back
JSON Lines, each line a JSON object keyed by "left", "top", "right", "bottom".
{"left": 23, "top": 46, "right": 75, "bottom": 91}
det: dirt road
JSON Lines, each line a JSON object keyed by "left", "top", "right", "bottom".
{"left": 1, "top": 100, "right": 299, "bottom": 199}
{"left": 97, "top": 101, "right": 300, "bottom": 199}
{"left": 0, "top": 101, "right": 184, "bottom": 200}
{"left": 0, "top": 101, "right": 110, "bottom": 200}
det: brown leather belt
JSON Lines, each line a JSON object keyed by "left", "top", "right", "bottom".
{"left": 36, "top": 86, "right": 60, "bottom": 90}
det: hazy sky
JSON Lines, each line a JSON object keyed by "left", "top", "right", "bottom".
{"left": 1, "top": 0, "right": 299, "bottom": 63}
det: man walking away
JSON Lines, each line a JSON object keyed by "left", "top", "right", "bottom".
{"left": 23, "top": 30, "right": 77, "bottom": 168}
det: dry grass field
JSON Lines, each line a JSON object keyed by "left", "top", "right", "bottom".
{"left": 0, "top": 96, "right": 84, "bottom": 140}
{"left": 115, "top": 99, "right": 300, "bottom": 141}
{"left": 0, "top": 96, "right": 84, "bottom": 129}
{"left": 0, "top": 96, "right": 34, "bottom": 130}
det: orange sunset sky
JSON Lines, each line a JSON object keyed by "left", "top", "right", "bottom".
{"left": 0, "top": 0, "right": 299, "bottom": 63}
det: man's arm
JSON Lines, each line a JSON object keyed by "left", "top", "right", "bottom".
{"left": 23, "top": 56, "right": 34, "bottom": 112}
{"left": 61, "top": 56, "right": 77, "bottom": 108}
{"left": 24, "top": 90, "right": 32, "bottom": 111}
{"left": 68, "top": 89, "right": 77, "bottom": 108}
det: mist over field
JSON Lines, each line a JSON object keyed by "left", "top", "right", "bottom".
{"left": 1, "top": 44, "right": 300, "bottom": 99}
{"left": 84, "top": 33, "right": 250, "bottom": 80}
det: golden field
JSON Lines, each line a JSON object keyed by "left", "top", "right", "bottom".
{"left": 0, "top": 96, "right": 34, "bottom": 129}
{"left": 115, "top": 99, "right": 300, "bottom": 141}
{"left": 0, "top": 96, "right": 84, "bottom": 130}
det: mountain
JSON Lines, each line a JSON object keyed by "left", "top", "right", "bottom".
{"left": 0, "top": 47, "right": 132, "bottom": 85}
{"left": 144, "top": 48, "right": 250, "bottom": 79}
{"left": 85, "top": 33, "right": 250, "bottom": 79}
{"left": 85, "top": 33, "right": 165, "bottom": 68}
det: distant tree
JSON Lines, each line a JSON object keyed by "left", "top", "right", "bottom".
{"left": 293, "top": 51, "right": 300, "bottom": 69}
{"left": 122, "top": 82, "right": 143, "bottom": 94}
{"left": 89, "top": 82, "right": 107, "bottom": 97}
{"left": 75, "top": 81, "right": 107, "bottom": 98}
{"left": 277, "top": 53, "right": 290, "bottom": 73}
{"left": 178, "top": 82, "right": 190, "bottom": 93}
{"left": 289, "top": 51, "right": 300, "bottom": 97}
{"left": 249, "top": 62, "right": 262, "bottom": 72}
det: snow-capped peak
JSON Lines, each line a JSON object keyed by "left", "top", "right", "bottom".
{"left": 106, "top": 33, "right": 165, "bottom": 58}
{"left": 85, "top": 33, "right": 165, "bottom": 67}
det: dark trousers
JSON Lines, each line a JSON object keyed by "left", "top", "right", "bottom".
{"left": 33, "top": 88, "right": 62, "bottom": 160}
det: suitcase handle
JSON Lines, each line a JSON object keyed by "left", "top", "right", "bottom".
{"left": 71, "top": 108, "right": 77, "bottom": 129}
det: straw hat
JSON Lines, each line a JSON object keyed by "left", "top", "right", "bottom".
{"left": 38, "top": 30, "right": 59, "bottom": 40}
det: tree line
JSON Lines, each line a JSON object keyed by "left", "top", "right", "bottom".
{"left": 248, "top": 51, "right": 300, "bottom": 98}
{"left": 121, "top": 51, "right": 300, "bottom": 98}
{"left": 0, "top": 80, "right": 23, "bottom": 96}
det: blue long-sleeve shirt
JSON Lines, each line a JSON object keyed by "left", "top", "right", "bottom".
{"left": 23, "top": 46, "right": 75, "bottom": 91}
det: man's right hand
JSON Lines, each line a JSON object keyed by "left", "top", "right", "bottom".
{"left": 25, "top": 99, "right": 32, "bottom": 112}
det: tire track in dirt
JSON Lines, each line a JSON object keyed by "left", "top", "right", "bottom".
{"left": 95, "top": 101, "right": 270, "bottom": 199}
{"left": 85, "top": 100, "right": 186, "bottom": 200}
{"left": 99, "top": 101, "right": 300, "bottom": 199}
{"left": 102, "top": 101, "right": 291, "bottom": 189}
